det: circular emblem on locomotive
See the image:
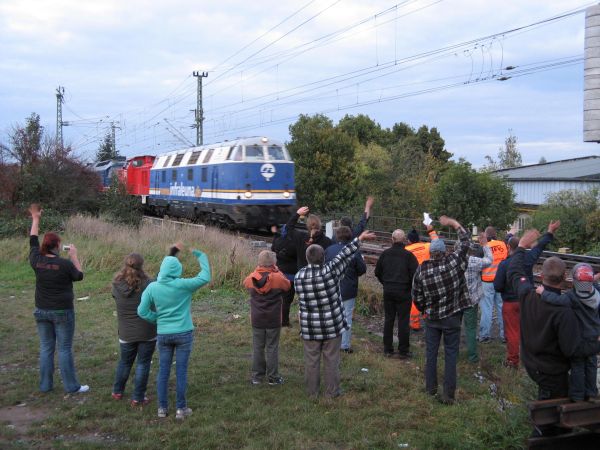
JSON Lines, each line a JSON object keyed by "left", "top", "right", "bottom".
{"left": 260, "top": 163, "right": 276, "bottom": 180}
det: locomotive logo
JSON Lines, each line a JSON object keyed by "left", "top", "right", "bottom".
{"left": 260, "top": 163, "right": 276, "bottom": 180}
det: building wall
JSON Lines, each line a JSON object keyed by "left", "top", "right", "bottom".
{"left": 510, "top": 180, "right": 600, "bottom": 205}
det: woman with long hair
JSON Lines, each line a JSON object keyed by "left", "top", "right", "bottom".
{"left": 111, "top": 253, "right": 156, "bottom": 406}
{"left": 138, "top": 243, "right": 211, "bottom": 420}
{"left": 28, "top": 204, "right": 88, "bottom": 393}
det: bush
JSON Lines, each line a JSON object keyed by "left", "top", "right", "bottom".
{"left": 99, "top": 176, "right": 143, "bottom": 227}
{"left": 0, "top": 202, "right": 65, "bottom": 238}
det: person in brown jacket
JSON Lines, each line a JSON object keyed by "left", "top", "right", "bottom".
{"left": 243, "top": 250, "right": 291, "bottom": 386}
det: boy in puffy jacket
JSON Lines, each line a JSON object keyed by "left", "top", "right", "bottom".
{"left": 536, "top": 263, "right": 600, "bottom": 401}
{"left": 243, "top": 250, "right": 291, "bottom": 386}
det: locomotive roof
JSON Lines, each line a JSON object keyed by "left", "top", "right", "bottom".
{"left": 154, "top": 136, "right": 284, "bottom": 158}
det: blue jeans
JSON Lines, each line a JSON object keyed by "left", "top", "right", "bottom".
{"left": 113, "top": 340, "right": 156, "bottom": 401}
{"left": 157, "top": 331, "right": 194, "bottom": 409}
{"left": 34, "top": 308, "right": 81, "bottom": 393}
{"left": 341, "top": 298, "right": 355, "bottom": 350}
{"left": 479, "top": 282, "right": 504, "bottom": 340}
{"left": 425, "top": 312, "right": 462, "bottom": 399}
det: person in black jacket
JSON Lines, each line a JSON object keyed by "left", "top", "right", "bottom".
{"left": 271, "top": 224, "right": 297, "bottom": 327}
{"left": 507, "top": 229, "right": 600, "bottom": 437}
{"left": 375, "top": 229, "right": 418, "bottom": 358}
{"left": 285, "top": 206, "right": 332, "bottom": 270}
{"left": 111, "top": 253, "right": 156, "bottom": 406}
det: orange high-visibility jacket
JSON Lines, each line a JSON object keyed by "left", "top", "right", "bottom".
{"left": 406, "top": 230, "right": 438, "bottom": 329}
{"left": 405, "top": 230, "right": 439, "bottom": 265}
{"left": 481, "top": 239, "right": 508, "bottom": 282}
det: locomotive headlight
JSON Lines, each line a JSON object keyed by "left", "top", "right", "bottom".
{"left": 282, "top": 191, "right": 290, "bottom": 198}
{"left": 244, "top": 190, "right": 252, "bottom": 199}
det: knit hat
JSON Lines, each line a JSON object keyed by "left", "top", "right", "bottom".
{"left": 572, "top": 263, "right": 595, "bottom": 299}
{"left": 407, "top": 229, "right": 420, "bottom": 244}
{"left": 429, "top": 238, "right": 446, "bottom": 254}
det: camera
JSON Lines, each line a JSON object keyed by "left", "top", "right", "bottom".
{"left": 62, "top": 245, "right": 71, "bottom": 251}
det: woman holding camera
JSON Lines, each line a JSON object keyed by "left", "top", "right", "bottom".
{"left": 29, "top": 205, "right": 88, "bottom": 393}
{"left": 137, "top": 243, "right": 211, "bottom": 420}
{"left": 111, "top": 253, "right": 156, "bottom": 406}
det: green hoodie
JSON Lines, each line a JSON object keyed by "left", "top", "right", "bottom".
{"left": 138, "top": 250, "right": 211, "bottom": 335}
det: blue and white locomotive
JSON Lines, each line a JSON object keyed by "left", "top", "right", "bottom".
{"left": 146, "top": 136, "right": 296, "bottom": 229}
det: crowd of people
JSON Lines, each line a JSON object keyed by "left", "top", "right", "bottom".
{"left": 27, "top": 199, "right": 600, "bottom": 436}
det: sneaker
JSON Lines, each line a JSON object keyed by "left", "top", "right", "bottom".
{"left": 175, "top": 407, "right": 193, "bottom": 420}
{"left": 77, "top": 385, "right": 90, "bottom": 393}
{"left": 131, "top": 397, "right": 150, "bottom": 407}
{"left": 157, "top": 407, "right": 168, "bottom": 418}
{"left": 251, "top": 377, "right": 262, "bottom": 385}
{"left": 438, "top": 393, "right": 455, "bottom": 405}
{"left": 342, "top": 348, "right": 354, "bottom": 354}
{"left": 111, "top": 392, "right": 123, "bottom": 400}
{"left": 268, "top": 376, "right": 285, "bottom": 386}
{"left": 384, "top": 351, "right": 394, "bottom": 358}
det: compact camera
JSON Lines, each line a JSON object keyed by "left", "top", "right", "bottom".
{"left": 62, "top": 245, "right": 71, "bottom": 251}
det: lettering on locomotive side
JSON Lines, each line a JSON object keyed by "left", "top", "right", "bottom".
{"left": 170, "top": 183, "right": 198, "bottom": 197}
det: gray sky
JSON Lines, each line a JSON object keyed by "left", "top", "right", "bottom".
{"left": 0, "top": 0, "right": 596, "bottom": 165}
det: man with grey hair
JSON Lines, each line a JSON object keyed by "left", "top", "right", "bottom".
{"left": 375, "top": 229, "right": 419, "bottom": 358}
{"left": 295, "top": 230, "right": 376, "bottom": 398}
{"left": 412, "top": 215, "right": 471, "bottom": 404}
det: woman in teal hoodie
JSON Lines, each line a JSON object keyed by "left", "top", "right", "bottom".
{"left": 138, "top": 244, "right": 211, "bottom": 420}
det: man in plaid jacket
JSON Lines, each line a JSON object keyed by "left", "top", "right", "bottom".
{"left": 412, "top": 215, "right": 471, "bottom": 404}
{"left": 295, "top": 227, "right": 376, "bottom": 398}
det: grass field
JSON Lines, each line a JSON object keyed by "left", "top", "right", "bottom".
{"left": 0, "top": 217, "right": 536, "bottom": 449}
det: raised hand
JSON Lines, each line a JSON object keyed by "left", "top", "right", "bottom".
{"left": 29, "top": 203, "right": 42, "bottom": 220}
{"left": 67, "top": 244, "right": 78, "bottom": 258}
{"left": 477, "top": 232, "right": 488, "bottom": 246}
{"left": 358, "top": 230, "right": 377, "bottom": 242}
{"left": 297, "top": 206, "right": 309, "bottom": 216}
{"left": 548, "top": 220, "right": 561, "bottom": 234}
{"left": 519, "top": 229, "right": 540, "bottom": 249}
{"left": 365, "top": 196, "right": 375, "bottom": 212}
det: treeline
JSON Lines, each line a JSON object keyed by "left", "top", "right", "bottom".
{"left": 0, "top": 113, "right": 139, "bottom": 237}
{"left": 287, "top": 113, "right": 517, "bottom": 231}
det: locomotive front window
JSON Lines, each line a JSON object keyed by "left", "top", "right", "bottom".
{"left": 245, "top": 145, "right": 264, "bottom": 161}
{"left": 132, "top": 159, "right": 143, "bottom": 167}
{"left": 266, "top": 145, "right": 286, "bottom": 160}
{"left": 227, "top": 146, "right": 243, "bottom": 161}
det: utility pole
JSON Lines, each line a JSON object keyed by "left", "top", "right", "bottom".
{"left": 56, "top": 86, "right": 65, "bottom": 148}
{"left": 192, "top": 71, "right": 208, "bottom": 146}
{"left": 110, "top": 121, "right": 121, "bottom": 157}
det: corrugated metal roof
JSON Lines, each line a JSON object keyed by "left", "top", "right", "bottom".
{"left": 493, "top": 156, "right": 600, "bottom": 180}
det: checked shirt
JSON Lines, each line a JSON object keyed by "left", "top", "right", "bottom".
{"left": 295, "top": 238, "right": 361, "bottom": 340}
{"left": 412, "top": 229, "right": 472, "bottom": 320}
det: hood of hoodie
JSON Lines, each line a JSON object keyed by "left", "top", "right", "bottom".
{"left": 157, "top": 256, "right": 183, "bottom": 282}
{"left": 245, "top": 266, "right": 280, "bottom": 294}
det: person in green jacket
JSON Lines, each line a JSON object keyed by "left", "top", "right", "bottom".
{"left": 138, "top": 243, "right": 211, "bottom": 420}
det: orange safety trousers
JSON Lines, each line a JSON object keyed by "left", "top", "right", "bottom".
{"left": 410, "top": 301, "right": 422, "bottom": 330}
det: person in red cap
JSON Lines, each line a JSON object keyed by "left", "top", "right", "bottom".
{"left": 536, "top": 263, "right": 600, "bottom": 401}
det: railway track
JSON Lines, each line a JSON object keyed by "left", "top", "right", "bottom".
{"left": 143, "top": 216, "right": 600, "bottom": 288}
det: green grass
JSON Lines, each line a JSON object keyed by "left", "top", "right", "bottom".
{"left": 0, "top": 217, "right": 535, "bottom": 449}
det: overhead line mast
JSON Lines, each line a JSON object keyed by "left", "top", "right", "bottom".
{"left": 192, "top": 71, "right": 208, "bottom": 146}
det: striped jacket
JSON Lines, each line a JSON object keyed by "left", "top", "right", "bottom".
{"left": 295, "top": 238, "right": 361, "bottom": 340}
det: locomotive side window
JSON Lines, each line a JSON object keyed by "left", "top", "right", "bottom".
{"left": 161, "top": 171, "right": 166, "bottom": 183}
{"left": 171, "top": 170, "right": 177, "bottom": 182}
{"left": 201, "top": 167, "right": 207, "bottom": 182}
{"left": 188, "top": 151, "right": 202, "bottom": 165}
{"left": 187, "top": 168, "right": 193, "bottom": 181}
{"left": 245, "top": 145, "right": 264, "bottom": 161}
{"left": 172, "top": 153, "right": 184, "bottom": 166}
{"left": 266, "top": 146, "right": 286, "bottom": 160}
{"left": 132, "top": 159, "right": 143, "bottom": 167}
{"left": 163, "top": 155, "right": 173, "bottom": 168}
{"left": 203, "top": 149, "right": 214, "bottom": 164}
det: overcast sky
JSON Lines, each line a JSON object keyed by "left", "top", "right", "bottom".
{"left": 0, "top": 0, "right": 596, "bottom": 166}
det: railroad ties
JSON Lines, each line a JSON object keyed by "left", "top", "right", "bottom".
{"left": 527, "top": 398, "right": 600, "bottom": 448}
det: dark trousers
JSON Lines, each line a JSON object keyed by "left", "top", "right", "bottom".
{"left": 113, "top": 340, "right": 156, "bottom": 402}
{"left": 424, "top": 312, "right": 462, "bottom": 399}
{"left": 570, "top": 354, "right": 598, "bottom": 401}
{"left": 281, "top": 280, "right": 295, "bottom": 326}
{"left": 383, "top": 293, "right": 411, "bottom": 355}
